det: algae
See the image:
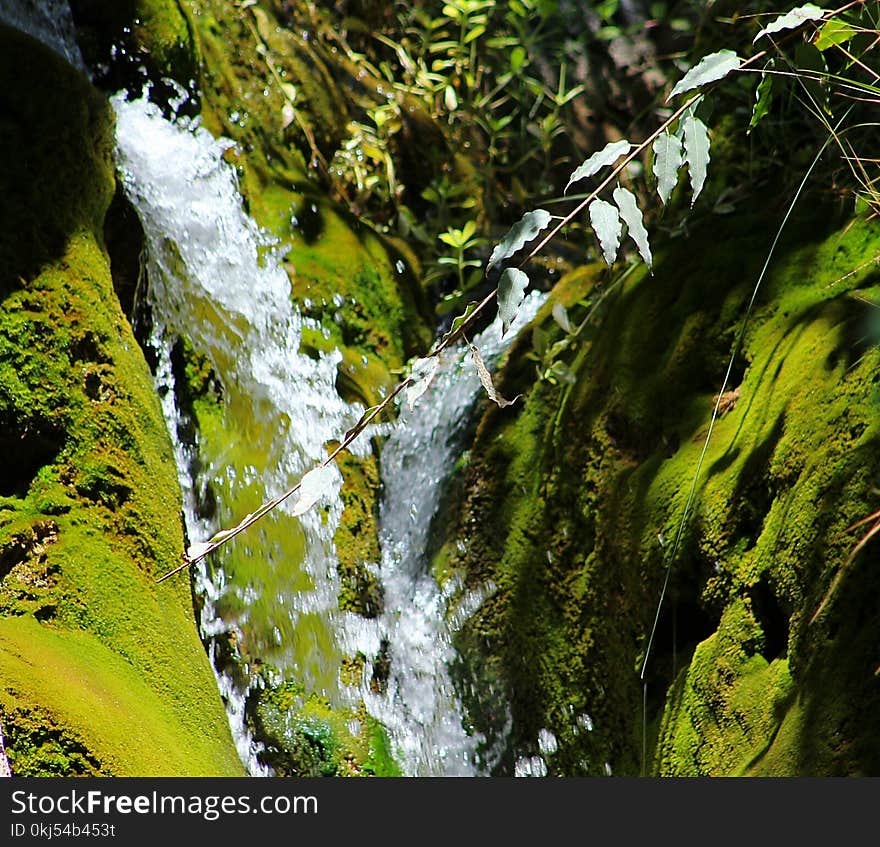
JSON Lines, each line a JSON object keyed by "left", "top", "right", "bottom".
{"left": 435, "top": 204, "right": 880, "bottom": 776}
{"left": 0, "top": 24, "right": 242, "bottom": 776}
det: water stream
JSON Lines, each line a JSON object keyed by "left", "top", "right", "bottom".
{"left": 10, "top": 0, "right": 545, "bottom": 776}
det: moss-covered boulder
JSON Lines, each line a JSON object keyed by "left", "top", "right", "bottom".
{"left": 434, "top": 206, "right": 880, "bottom": 776}
{"left": 0, "top": 24, "right": 242, "bottom": 776}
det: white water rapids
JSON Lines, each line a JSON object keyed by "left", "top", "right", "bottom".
{"left": 110, "top": 92, "right": 544, "bottom": 776}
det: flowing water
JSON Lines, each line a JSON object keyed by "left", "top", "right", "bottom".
{"left": 12, "top": 1, "right": 546, "bottom": 776}
{"left": 112, "top": 90, "right": 544, "bottom": 775}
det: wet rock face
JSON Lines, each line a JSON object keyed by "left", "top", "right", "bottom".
{"left": 0, "top": 23, "right": 242, "bottom": 776}
{"left": 70, "top": 0, "right": 199, "bottom": 110}
{"left": 437, "top": 211, "right": 880, "bottom": 776}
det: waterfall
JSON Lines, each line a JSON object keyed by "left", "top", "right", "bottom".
{"left": 112, "top": 87, "right": 544, "bottom": 775}
{"left": 9, "top": 0, "right": 545, "bottom": 776}
{"left": 361, "top": 295, "right": 544, "bottom": 775}
{"left": 111, "top": 91, "right": 364, "bottom": 774}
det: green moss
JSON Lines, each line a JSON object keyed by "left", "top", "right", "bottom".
{"left": 0, "top": 26, "right": 242, "bottom": 775}
{"left": 249, "top": 679, "right": 400, "bottom": 776}
{"left": 435, "top": 205, "right": 880, "bottom": 776}
{"left": 334, "top": 452, "right": 383, "bottom": 618}
{"left": 72, "top": 0, "right": 198, "bottom": 100}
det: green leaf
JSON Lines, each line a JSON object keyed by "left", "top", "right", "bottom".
{"left": 814, "top": 18, "right": 856, "bottom": 51}
{"left": 588, "top": 198, "right": 622, "bottom": 266}
{"left": 497, "top": 268, "right": 530, "bottom": 335}
{"left": 435, "top": 301, "right": 480, "bottom": 349}
{"left": 682, "top": 110, "right": 710, "bottom": 204}
{"left": 748, "top": 64, "right": 775, "bottom": 133}
{"left": 668, "top": 49, "right": 742, "bottom": 101}
{"left": 565, "top": 139, "right": 632, "bottom": 194}
{"left": 612, "top": 186, "right": 652, "bottom": 268}
{"left": 753, "top": 3, "right": 824, "bottom": 43}
{"left": 487, "top": 209, "right": 552, "bottom": 272}
{"left": 652, "top": 130, "right": 684, "bottom": 205}
{"left": 293, "top": 464, "right": 336, "bottom": 517}
{"left": 532, "top": 325, "right": 550, "bottom": 358}
{"left": 404, "top": 357, "right": 440, "bottom": 409}
{"left": 552, "top": 302, "right": 573, "bottom": 335}
{"left": 546, "top": 359, "right": 577, "bottom": 386}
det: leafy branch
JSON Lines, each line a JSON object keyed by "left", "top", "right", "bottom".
{"left": 157, "top": 1, "right": 871, "bottom": 583}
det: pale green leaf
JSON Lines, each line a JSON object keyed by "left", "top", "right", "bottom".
{"left": 753, "top": 3, "right": 825, "bottom": 43}
{"left": 487, "top": 209, "right": 552, "bottom": 271}
{"left": 652, "top": 130, "right": 684, "bottom": 205}
{"left": 668, "top": 49, "right": 742, "bottom": 100}
{"left": 404, "top": 356, "right": 440, "bottom": 409}
{"left": 682, "top": 111, "right": 710, "bottom": 204}
{"left": 293, "top": 465, "right": 337, "bottom": 517}
{"left": 435, "top": 301, "right": 480, "bottom": 350}
{"left": 497, "top": 268, "right": 530, "bottom": 335}
{"left": 588, "top": 198, "right": 622, "bottom": 266}
{"left": 565, "top": 139, "right": 632, "bottom": 194}
{"left": 612, "top": 186, "right": 652, "bottom": 268}
{"left": 552, "top": 302, "right": 573, "bottom": 334}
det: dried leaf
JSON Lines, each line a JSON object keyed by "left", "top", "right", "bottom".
{"left": 292, "top": 464, "right": 336, "bottom": 516}
{"left": 668, "top": 49, "right": 742, "bottom": 101}
{"left": 186, "top": 541, "right": 213, "bottom": 562}
{"left": 565, "top": 139, "right": 632, "bottom": 194}
{"left": 404, "top": 356, "right": 439, "bottom": 409}
{"left": 487, "top": 209, "right": 552, "bottom": 272}
{"left": 498, "top": 268, "right": 529, "bottom": 335}
{"left": 469, "top": 344, "right": 520, "bottom": 408}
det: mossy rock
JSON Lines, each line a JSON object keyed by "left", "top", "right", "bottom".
{"left": 0, "top": 24, "right": 242, "bottom": 776}
{"left": 434, "top": 205, "right": 880, "bottom": 776}
{"left": 71, "top": 0, "right": 199, "bottom": 105}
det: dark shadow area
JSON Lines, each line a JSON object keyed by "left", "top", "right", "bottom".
{"left": 748, "top": 573, "right": 790, "bottom": 661}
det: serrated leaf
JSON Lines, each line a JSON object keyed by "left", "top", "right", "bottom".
{"left": 292, "top": 464, "right": 336, "bottom": 517}
{"left": 564, "top": 139, "right": 632, "bottom": 194}
{"left": 588, "top": 199, "right": 622, "bottom": 266}
{"left": 682, "top": 111, "right": 710, "bottom": 204}
{"left": 470, "top": 344, "right": 520, "bottom": 408}
{"left": 754, "top": 3, "right": 824, "bottom": 43}
{"left": 814, "top": 18, "right": 856, "bottom": 51}
{"left": 612, "top": 186, "right": 653, "bottom": 267}
{"left": 404, "top": 356, "right": 439, "bottom": 409}
{"left": 652, "top": 130, "right": 684, "bottom": 205}
{"left": 668, "top": 49, "right": 742, "bottom": 100}
{"left": 487, "top": 209, "right": 552, "bottom": 272}
{"left": 552, "top": 302, "right": 573, "bottom": 335}
{"left": 497, "top": 268, "right": 529, "bottom": 335}
{"left": 749, "top": 65, "right": 775, "bottom": 133}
